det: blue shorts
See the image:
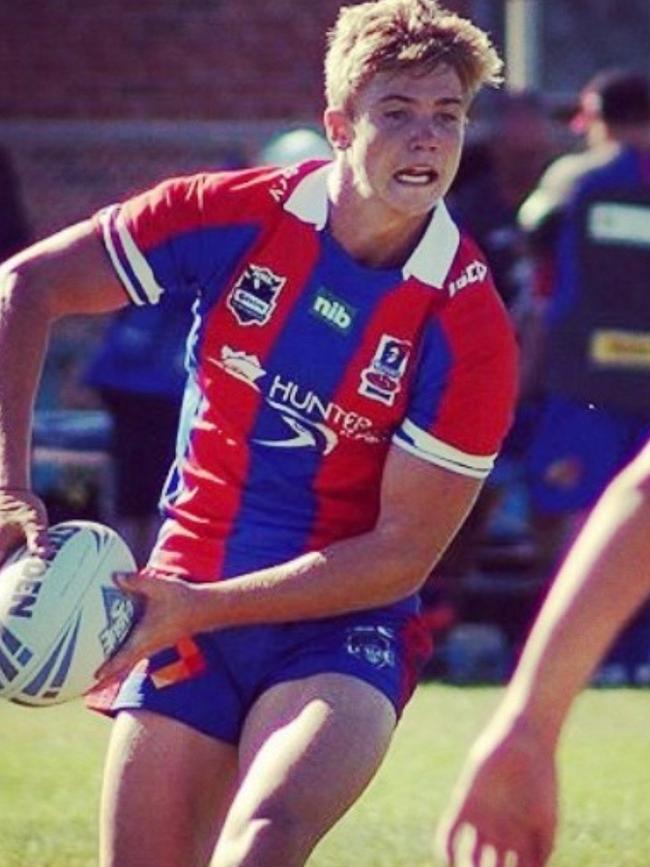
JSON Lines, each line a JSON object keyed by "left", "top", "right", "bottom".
{"left": 526, "top": 395, "right": 650, "bottom": 514}
{"left": 91, "top": 609, "right": 432, "bottom": 743}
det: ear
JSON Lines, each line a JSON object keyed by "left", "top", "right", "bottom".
{"left": 324, "top": 107, "right": 354, "bottom": 151}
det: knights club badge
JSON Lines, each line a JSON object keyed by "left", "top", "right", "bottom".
{"left": 359, "top": 334, "right": 411, "bottom": 406}
{"left": 227, "top": 264, "right": 286, "bottom": 326}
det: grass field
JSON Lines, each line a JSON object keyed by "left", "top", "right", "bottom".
{"left": 1, "top": 683, "right": 649, "bottom": 866}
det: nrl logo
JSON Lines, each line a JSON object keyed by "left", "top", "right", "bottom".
{"left": 227, "top": 264, "right": 286, "bottom": 326}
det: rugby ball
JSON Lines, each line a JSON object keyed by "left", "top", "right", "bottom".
{"left": 0, "top": 520, "right": 138, "bottom": 707}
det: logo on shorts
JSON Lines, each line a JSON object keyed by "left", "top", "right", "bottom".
{"left": 359, "top": 335, "right": 411, "bottom": 406}
{"left": 227, "top": 264, "right": 286, "bottom": 326}
{"left": 345, "top": 626, "right": 396, "bottom": 669}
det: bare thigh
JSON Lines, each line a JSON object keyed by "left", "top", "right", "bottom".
{"left": 100, "top": 709, "right": 239, "bottom": 867}
{"left": 211, "top": 672, "right": 397, "bottom": 867}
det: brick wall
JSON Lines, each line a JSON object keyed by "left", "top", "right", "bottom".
{"left": 2, "top": 1, "right": 648, "bottom": 237}
{"left": 1, "top": 1, "right": 344, "bottom": 239}
{"left": 1, "top": 0, "right": 332, "bottom": 120}
{"left": 1, "top": 0, "right": 472, "bottom": 121}
{"left": 1, "top": 0, "right": 470, "bottom": 239}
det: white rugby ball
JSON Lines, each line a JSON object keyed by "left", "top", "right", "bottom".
{"left": 0, "top": 520, "right": 138, "bottom": 707}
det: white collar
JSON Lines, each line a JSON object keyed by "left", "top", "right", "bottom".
{"left": 283, "top": 163, "right": 460, "bottom": 288}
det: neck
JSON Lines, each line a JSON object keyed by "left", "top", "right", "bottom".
{"left": 326, "top": 163, "right": 433, "bottom": 269}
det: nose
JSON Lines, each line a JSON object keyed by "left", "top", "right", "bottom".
{"left": 409, "top": 118, "right": 439, "bottom": 150}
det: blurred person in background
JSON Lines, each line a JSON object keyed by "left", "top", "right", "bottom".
{"left": 84, "top": 298, "right": 194, "bottom": 566}
{"left": 517, "top": 68, "right": 650, "bottom": 682}
{"left": 444, "top": 91, "right": 555, "bottom": 557}
{"left": 435, "top": 438, "right": 650, "bottom": 867}
{"left": 451, "top": 90, "right": 556, "bottom": 311}
{"left": 85, "top": 148, "right": 246, "bottom": 566}
{"left": 423, "top": 92, "right": 556, "bottom": 661}
{"left": 258, "top": 126, "right": 333, "bottom": 166}
{"left": 519, "top": 68, "right": 650, "bottom": 566}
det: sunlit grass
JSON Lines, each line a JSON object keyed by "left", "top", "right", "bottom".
{"left": 1, "top": 684, "right": 649, "bottom": 866}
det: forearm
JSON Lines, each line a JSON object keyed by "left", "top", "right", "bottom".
{"left": 184, "top": 466, "right": 482, "bottom": 632}
{"left": 189, "top": 523, "right": 438, "bottom": 632}
{"left": 99, "top": 449, "right": 485, "bottom": 682}
{"left": 500, "top": 465, "right": 650, "bottom": 747}
{"left": 0, "top": 263, "right": 52, "bottom": 487}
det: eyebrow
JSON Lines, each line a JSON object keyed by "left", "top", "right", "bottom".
{"left": 377, "top": 94, "right": 464, "bottom": 107}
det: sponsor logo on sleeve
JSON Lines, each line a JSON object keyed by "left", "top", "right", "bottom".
{"left": 447, "top": 259, "right": 488, "bottom": 297}
{"left": 359, "top": 335, "right": 411, "bottom": 406}
{"left": 227, "top": 264, "right": 286, "bottom": 326}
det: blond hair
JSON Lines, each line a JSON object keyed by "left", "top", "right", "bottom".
{"left": 325, "top": 0, "right": 503, "bottom": 111}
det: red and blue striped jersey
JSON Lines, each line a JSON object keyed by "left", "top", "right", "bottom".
{"left": 96, "top": 161, "right": 517, "bottom": 584}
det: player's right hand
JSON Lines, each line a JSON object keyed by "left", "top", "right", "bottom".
{"left": 0, "top": 488, "right": 52, "bottom": 564}
{"left": 93, "top": 569, "right": 195, "bottom": 685}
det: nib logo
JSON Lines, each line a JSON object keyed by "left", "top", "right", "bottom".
{"left": 310, "top": 289, "right": 355, "bottom": 334}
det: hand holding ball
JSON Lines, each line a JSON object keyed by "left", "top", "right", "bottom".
{"left": 0, "top": 521, "right": 138, "bottom": 706}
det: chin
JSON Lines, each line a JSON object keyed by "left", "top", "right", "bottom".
{"left": 389, "top": 181, "right": 442, "bottom": 212}
{"left": 391, "top": 193, "right": 439, "bottom": 219}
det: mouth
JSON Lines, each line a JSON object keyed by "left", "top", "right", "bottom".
{"left": 393, "top": 167, "right": 438, "bottom": 186}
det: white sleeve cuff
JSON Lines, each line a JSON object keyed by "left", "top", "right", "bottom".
{"left": 392, "top": 419, "right": 496, "bottom": 478}
{"left": 98, "top": 205, "right": 165, "bottom": 306}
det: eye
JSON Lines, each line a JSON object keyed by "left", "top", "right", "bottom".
{"left": 436, "top": 111, "right": 464, "bottom": 127}
{"left": 383, "top": 108, "right": 409, "bottom": 122}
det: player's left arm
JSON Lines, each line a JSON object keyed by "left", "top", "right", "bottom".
{"left": 96, "top": 449, "right": 483, "bottom": 680}
{"left": 203, "top": 445, "right": 485, "bottom": 622}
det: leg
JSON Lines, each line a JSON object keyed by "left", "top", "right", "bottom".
{"left": 100, "top": 710, "right": 239, "bottom": 867}
{"left": 211, "top": 672, "right": 396, "bottom": 867}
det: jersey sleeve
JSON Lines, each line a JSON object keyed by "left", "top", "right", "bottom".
{"left": 392, "top": 280, "right": 519, "bottom": 478}
{"left": 94, "top": 173, "right": 217, "bottom": 306}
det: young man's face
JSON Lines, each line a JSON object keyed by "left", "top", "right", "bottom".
{"left": 328, "top": 64, "right": 469, "bottom": 221}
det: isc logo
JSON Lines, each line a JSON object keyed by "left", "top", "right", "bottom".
{"left": 447, "top": 260, "right": 488, "bottom": 297}
{"left": 310, "top": 289, "right": 355, "bottom": 334}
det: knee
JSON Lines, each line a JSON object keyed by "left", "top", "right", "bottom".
{"left": 213, "top": 808, "right": 311, "bottom": 867}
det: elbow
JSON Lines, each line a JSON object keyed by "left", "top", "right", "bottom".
{"left": 0, "top": 256, "right": 56, "bottom": 322}
{"left": 376, "top": 527, "right": 437, "bottom": 601}
{"left": 400, "top": 545, "right": 436, "bottom": 595}
{"left": 399, "top": 562, "right": 432, "bottom": 599}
